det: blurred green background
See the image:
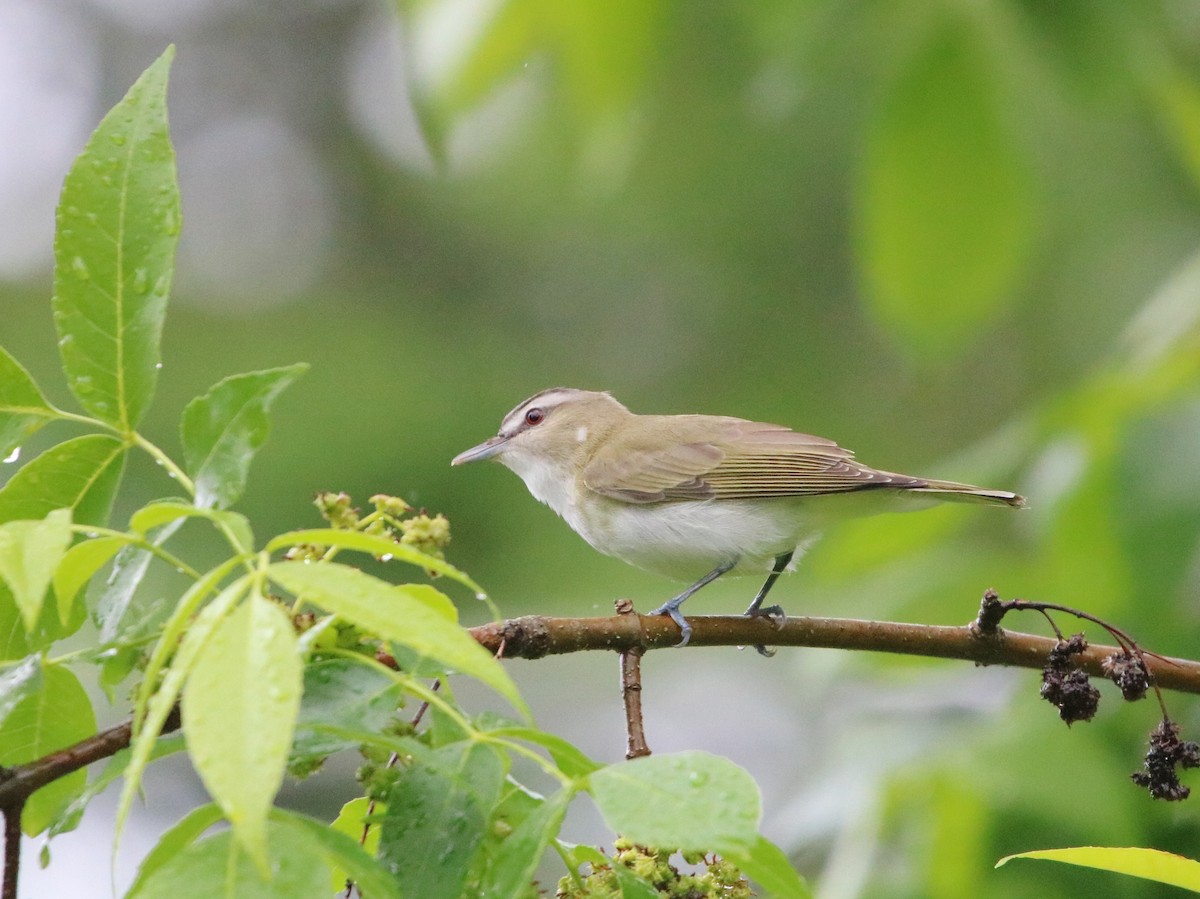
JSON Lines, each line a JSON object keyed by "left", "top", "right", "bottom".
{"left": 4, "top": 0, "right": 1200, "bottom": 895}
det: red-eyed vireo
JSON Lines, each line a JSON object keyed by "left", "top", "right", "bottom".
{"left": 452, "top": 388, "right": 1024, "bottom": 645}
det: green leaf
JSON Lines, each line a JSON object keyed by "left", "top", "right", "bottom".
{"left": 0, "top": 656, "right": 42, "bottom": 725}
{"left": 274, "top": 808, "right": 402, "bottom": 899}
{"left": 129, "top": 500, "right": 254, "bottom": 554}
{"left": 126, "top": 803, "right": 224, "bottom": 897}
{"left": 52, "top": 46, "right": 178, "bottom": 430}
{"left": 482, "top": 784, "right": 573, "bottom": 897}
{"left": 0, "top": 348, "right": 55, "bottom": 458}
{"left": 0, "top": 509, "right": 73, "bottom": 631}
{"left": 267, "top": 560, "right": 527, "bottom": 717}
{"left": 292, "top": 658, "right": 405, "bottom": 763}
{"left": 181, "top": 592, "right": 302, "bottom": 870}
{"left": 266, "top": 527, "right": 487, "bottom": 596}
{"left": 856, "top": 20, "right": 1033, "bottom": 358}
{"left": 180, "top": 365, "right": 308, "bottom": 509}
{"left": 611, "top": 865, "right": 661, "bottom": 899}
{"left": 588, "top": 751, "right": 761, "bottom": 852}
{"left": 327, "top": 797, "right": 384, "bottom": 893}
{"left": 0, "top": 662, "right": 97, "bottom": 835}
{"left": 724, "top": 835, "right": 812, "bottom": 899}
{"left": 378, "top": 741, "right": 507, "bottom": 899}
{"left": 0, "top": 434, "right": 126, "bottom": 527}
{"left": 127, "top": 809, "right": 402, "bottom": 899}
{"left": 403, "top": 0, "right": 662, "bottom": 161}
{"left": 484, "top": 724, "right": 600, "bottom": 778}
{"left": 92, "top": 517, "right": 184, "bottom": 644}
{"left": 0, "top": 581, "right": 87, "bottom": 660}
{"left": 125, "top": 818, "right": 326, "bottom": 899}
{"left": 117, "top": 575, "right": 249, "bottom": 853}
{"left": 997, "top": 847, "right": 1200, "bottom": 892}
{"left": 53, "top": 535, "right": 126, "bottom": 626}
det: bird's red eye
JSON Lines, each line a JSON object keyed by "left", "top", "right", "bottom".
{"left": 524, "top": 408, "right": 544, "bottom": 426}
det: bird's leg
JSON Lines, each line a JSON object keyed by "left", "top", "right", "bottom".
{"left": 744, "top": 550, "right": 793, "bottom": 658}
{"left": 648, "top": 559, "right": 736, "bottom": 647}
{"left": 744, "top": 550, "right": 794, "bottom": 623}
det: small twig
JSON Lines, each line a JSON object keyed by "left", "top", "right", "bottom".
{"left": 2, "top": 800, "right": 22, "bottom": 899}
{"left": 615, "top": 600, "right": 651, "bottom": 759}
{"left": 346, "top": 678, "right": 443, "bottom": 899}
{"left": 979, "top": 592, "right": 1172, "bottom": 717}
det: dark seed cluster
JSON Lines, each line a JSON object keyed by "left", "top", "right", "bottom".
{"left": 1131, "top": 719, "right": 1200, "bottom": 801}
{"left": 1040, "top": 634, "right": 1100, "bottom": 725}
{"left": 1101, "top": 650, "right": 1151, "bottom": 702}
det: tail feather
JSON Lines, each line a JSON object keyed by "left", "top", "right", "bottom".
{"left": 906, "top": 478, "right": 1026, "bottom": 508}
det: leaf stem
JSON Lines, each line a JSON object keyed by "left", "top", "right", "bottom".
{"left": 69, "top": 525, "right": 201, "bottom": 580}
{"left": 130, "top": 432, "right": 195, "bottom": 495}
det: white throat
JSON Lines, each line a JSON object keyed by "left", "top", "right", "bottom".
{"left": 499, "top": 450, "right": 579, "bottom": 522}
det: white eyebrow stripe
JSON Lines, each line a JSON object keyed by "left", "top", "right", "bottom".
{"left": 499, "top": 388, "right": 584, "bottom": 433}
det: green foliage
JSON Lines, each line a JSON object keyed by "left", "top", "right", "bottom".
{"left": 0, "top": 661, "right": 96, "bottom": 835}
{"left": 856, "top": 16, "right": 1034, "bottom": 359}
{"left": 51, "top": 46, "right": 178, "bottom": 432}
{"left": 997, "top": 846, "right": 1200, "bottom": 893}
{"left": 0, "top": 46, "right": 808, "bottom": 899}
{"left": 558, "top": 840, "right": 755, "bottom": 899}
{"left": 0, "top": 349, "right": 54, "bottom": 458}
{"left": 181, "top": 365, "right": 308, "bottom": 510}
{"left": 180, "top": 593, "right": 302, "bottom": 870}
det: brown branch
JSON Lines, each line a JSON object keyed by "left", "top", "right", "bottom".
{"left": 468, "top": 613, "right": 1200, "bottom": 695}
{"left": 615, "top": 599, "right": 651, "bottom": 759}
{"left": 1, "top": 598, "right": 1198, "bottom": 866}
{"left": 2, "top": 801, "right": 21, "bottom": 899}
{"left": 0, "top": 707, "right": 181, "bottom": 811}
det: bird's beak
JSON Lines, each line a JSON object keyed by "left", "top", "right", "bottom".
{"left": 451, "top": 435, "right": 507, "bottom": 466}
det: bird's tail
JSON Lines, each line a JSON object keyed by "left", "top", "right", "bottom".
{"left": 906, "top": 478, "right": 1026, "bottom": 508}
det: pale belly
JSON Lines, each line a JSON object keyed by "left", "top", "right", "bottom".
{"left": 568, "top": 496, "right": 816, "bottom": 581}
{"left": 505, "top": 451, "right": 912, "bottom": 583}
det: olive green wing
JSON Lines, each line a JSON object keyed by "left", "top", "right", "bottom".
{"left": 582, "top": 416, "right": 921, "bottom": 503}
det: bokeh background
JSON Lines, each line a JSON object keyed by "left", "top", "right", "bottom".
{"left": 4, "top": 0, "right": 1200, "bottom": 896}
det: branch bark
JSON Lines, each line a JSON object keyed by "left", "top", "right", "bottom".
{"left": 2, "top": 801, "right": 21, "bottom": 899}
{"left": 468, "top": 612, "right": 1200, "bottom": 695}
{"left": 2, "top": 606, "right": 1199, "bottom": 862}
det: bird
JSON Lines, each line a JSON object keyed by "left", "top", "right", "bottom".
{"left": 452, "top": 387, "right": 1024, "bottom": 646}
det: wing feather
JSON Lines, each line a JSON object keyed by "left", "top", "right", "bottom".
{"left": 582, "top": 415, "right": 924, "bottom": 503}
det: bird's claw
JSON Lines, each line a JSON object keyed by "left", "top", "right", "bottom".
{"left": 745, "top": 603, "right": 787, "bottom": 628}
{"left": 647, "top": 602, "right": 692, "bottom": 646}
{"left": 744, "top": 604, "right": 785, "bottom": 657}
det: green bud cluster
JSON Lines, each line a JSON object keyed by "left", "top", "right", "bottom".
{"left": 557, "top": 838, "right": 753, "bottom": 898}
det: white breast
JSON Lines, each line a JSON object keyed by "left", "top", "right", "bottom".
{"left": 500, "top": 447, "right": 822, "bottom": 582}
{"left": 575, "top": 497, "right": 815, "bottom": 580}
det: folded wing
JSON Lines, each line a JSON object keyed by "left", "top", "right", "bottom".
{"left": 582, "top": 416, "right": 925, "bottom": 503}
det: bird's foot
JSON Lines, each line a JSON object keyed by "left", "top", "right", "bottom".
{"left": 647, "top": 600, "right": 692, "bottom": 647}
{"left": 744, "top": 603, "right": 786, "bottom": 657}
{"left": 745, "top": 603, "right": 787, "bottom": 627}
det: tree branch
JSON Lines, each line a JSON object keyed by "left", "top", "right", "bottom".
{"left": 468, "top": 612, "right": 1200, "bottom": 695}
{"left": 2, "top": 603, "right": 1199, "bottom": 853}
{"left": 0, "top": 708, "right": 181, "bottom": 811}
{"left": 2, "top": 801, "right": 22, "bottom": 899}
{"left": 614, "top": 600, "right": 651, "bottom": 759}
